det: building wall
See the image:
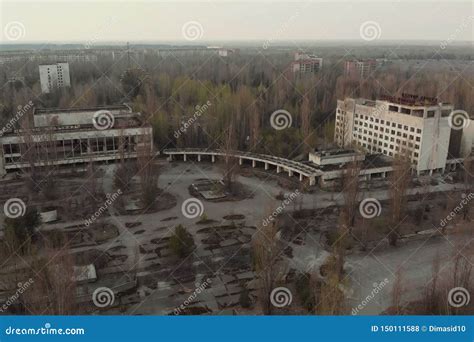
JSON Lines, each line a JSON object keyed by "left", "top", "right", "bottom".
{"left": 335, "top": 98, "right": 453, "bottom": 174}
{"left": 34, "top": 106, "right": 131, "bottom": 127}
{"left": 309, "top": 151, "right": 365, "bottom": 166}
{"left": 39, "top": 63, "right": 71, "bottom": 94}
{"left": 0, "top": 126, "right": 152, "bottom": 174}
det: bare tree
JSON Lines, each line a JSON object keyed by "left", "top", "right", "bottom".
{"left": 252, "top": 210, "right": 283, "bottom": 315}
{"left": 21, "top": 243, "right": 77, "bottom": 315}
{"left": 390, "top": 267, "right": 404, "bottom": 314}
{"left": 220, "top": 120, "right": 239, "bottom": 193}
{"left": 341, "top": 158, "right": 362, "bottom": 231}
{"left": 388, "top": 154, "right": 411, "bottom": 246}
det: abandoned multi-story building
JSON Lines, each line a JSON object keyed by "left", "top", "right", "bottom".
{"left": 39, "top": 62, "right": 71, "bottom": 93}
{"left": 0, "top": 104, "right": 153, "bottom": 177}
{"left": 335, "top": 94, "right": 471, "bottom": 175}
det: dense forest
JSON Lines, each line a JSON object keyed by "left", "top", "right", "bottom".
{"left": 1, "top": 46, "right": 473, "bottom": 158}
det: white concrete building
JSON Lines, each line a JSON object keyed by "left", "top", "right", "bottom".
{"left": 0, "top": 105, "right": 153, "bottom": 177}
{"left": 335, "top": 95, "right": 454, "bottom": 175}
{"left": 309, "top": 149, "right": 365, "bottom": 166}
{"left": 39, "top": 62, "right": 71, "bottom": 93}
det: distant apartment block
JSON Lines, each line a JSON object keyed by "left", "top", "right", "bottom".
{"left": 0, "top": 51, "right": 98, "bottom": 65}
{"left": 291, "top": 52, "right": 323, "bottom": 75}
{"left": 39, "top": 63, "right": 71, "bottom": 93}
{"left": 335, "top": 94, "right": 458, "bottom": 175}
{"left": 344, "top": 59, "right": 377, "bottom": 78}
{"left": 0, "top": 104, "right": 153, "bottom": 177}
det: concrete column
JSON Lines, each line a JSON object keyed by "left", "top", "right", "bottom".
{"left": 239, "top": 158, "right": 243, "bottom": 165}
{"left": 252, "top": 160, "right": 256, "bottom": 168}
{"left": 198, "top": 154, "right": 201, "bottom": 162}
{"left": 211, "top": 155, "right": 215, "bottom": 163}
{"left": 299, "top": 173, "right": 303, "bottom": 181}
{"left": 277, "top": 166, "right": 281, "bottom": 173}
{"left": 264, "top": 162, "right": 269, "bottom": 170}
{"left": 288, "top": 170, "right": 293, "bottom": 177}
{"left": 183, "top": 154, "right": 187, "bottom": 162}
{"left": 0, "top": 150, "right": 6, "bottom": 177}
{"left": 382, "top": 172, "right": 386, "bottom": 178}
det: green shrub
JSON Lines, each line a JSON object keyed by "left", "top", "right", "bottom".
{"left": 169, "top": 225, "right": 195, "bottom": 258}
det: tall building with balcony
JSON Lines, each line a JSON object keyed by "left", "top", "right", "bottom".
{"left": 334, "top": 94, "right": 456, "bottom": 175}
{"left": 0, "top": 104, "right": 153, "bottom": 177}
{"left": 39, "top": 62, "right": 71, "bottom": 93}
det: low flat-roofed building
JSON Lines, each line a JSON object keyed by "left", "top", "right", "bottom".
{"left": 309, "top": 149, "right": 365, "bottom": 166}
{"left": 0, "top": 104, "right": 153, "bottom": 176}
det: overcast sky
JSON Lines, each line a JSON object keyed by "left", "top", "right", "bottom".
{"left": 0, "top": 0, "right": 472, "bottom": 43}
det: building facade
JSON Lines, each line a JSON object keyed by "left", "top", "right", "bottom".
{"left": 335, "top": 94, "right": 455, "bottom": 175}
{"left": 0, "top": 105, "right": 153, "bottom": 177}
{"left": 291, "top": 52, "right": 323, "bottom": 75}
{"left": 344, "top": 59, "right": 377, "bottom": 79}
{"left": 39, "top": 62, "right": 71, "bottom": 93}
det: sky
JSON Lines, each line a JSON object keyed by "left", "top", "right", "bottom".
{"left": 0, "top": 0, "right": 473, "bottom": 44}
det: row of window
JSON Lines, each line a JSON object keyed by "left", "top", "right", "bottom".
{"left": 355, "top": 114, "right": 422, "bottom": 134}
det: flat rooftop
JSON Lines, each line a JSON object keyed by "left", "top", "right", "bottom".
{"left": 313, "top": 149, "right": 361, "bottom": 157}
{"left": 379, "top": 93, "right": 441, "bottom": 106}
{"left": 34, "top": 104, "right": 131, "bottom": 115}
